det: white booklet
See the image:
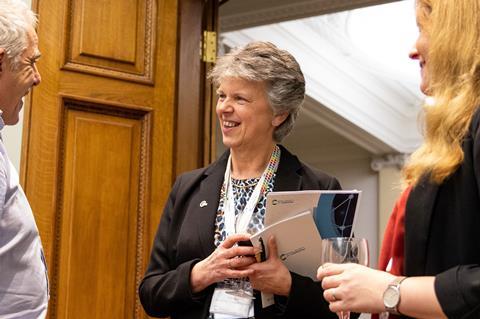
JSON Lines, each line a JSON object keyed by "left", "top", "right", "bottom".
{"left": 251, "top": 190, "right": 361, "bottom": 278}
{"left": 250, "top": 190, "right": 361, "bottom": 308}
{"left": 250, "top": 210, "right": 322, "bottom": 280}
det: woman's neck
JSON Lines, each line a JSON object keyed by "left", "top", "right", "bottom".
{"left": 230, "top": 143, "right": 276, "bottom": 180}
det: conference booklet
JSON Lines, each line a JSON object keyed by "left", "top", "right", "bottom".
{"left": 250, "top": 190, "right": 361, "bottom": 280}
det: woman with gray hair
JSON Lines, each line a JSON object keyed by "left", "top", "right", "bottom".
{"left": 140, "top": 41, "right": 340, "bottom": 319}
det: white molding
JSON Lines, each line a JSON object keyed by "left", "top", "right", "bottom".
{"left": 370, "top": 153, "right": 409, "bottom": 171}
{"left": 220, "top": 0, "right": 400, "bottom": 32}
{"left": 301, "top": 97, "right": 393, "bottom": 154}
{"left": 221, "top": 14, "right": 424, "bottom": 154}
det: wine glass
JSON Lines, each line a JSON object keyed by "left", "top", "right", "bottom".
{"left": 321, "top": 237, "right": 369, "bottom": 319}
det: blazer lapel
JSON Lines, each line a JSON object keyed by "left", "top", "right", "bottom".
{"left": 274, "top": 145, "right": 302, "bottom": 191}
{"left": 191, "top": 152, "right": 228, "bottom": 258}
{"left": 405, "top": 177, "right": 439, "bottom": 276}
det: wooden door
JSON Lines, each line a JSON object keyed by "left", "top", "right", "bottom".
{"left": 22, "top": 0, "right": 217, "bottom": 318}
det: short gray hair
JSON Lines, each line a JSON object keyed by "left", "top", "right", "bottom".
{"left": 209, "top": 41, "right": 305, "bottom": 142}
{"left": 0, "top": 0, "right": 38, "bottom": 70}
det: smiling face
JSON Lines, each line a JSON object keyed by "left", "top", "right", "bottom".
{"left": 216, "top": 77, "right": 287, "bottom": 153}
{"left": 0, "top": 27, "right": 41, "bottom": 125}
{"left": 409, "top": 4, "right": 430, "bottom": 94}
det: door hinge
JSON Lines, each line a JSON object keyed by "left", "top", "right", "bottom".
{"left": 201, "top": 31, "right": 217, "bottom": 63}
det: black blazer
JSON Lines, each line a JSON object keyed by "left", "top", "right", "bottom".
{"left": 404, "top": 109, "right": 480, "bottom": 318}
{"left": 139, "top": 145, "right": 340, "bottom": 319}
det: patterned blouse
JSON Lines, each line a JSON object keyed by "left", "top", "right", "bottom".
{"left": 214, "top": 175, "right": 276, "bottom": 247}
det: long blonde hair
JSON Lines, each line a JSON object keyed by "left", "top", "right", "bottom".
{"left": 403, "top": 0, "right": 480, "bottom": 186}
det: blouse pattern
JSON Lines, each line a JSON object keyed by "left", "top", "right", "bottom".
{"left": 214, "top": 175, "right": 276, "bottom": 247}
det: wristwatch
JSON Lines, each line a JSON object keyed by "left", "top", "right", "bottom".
{"left": 383, "top": 276, "right": 407, "bottom": 315}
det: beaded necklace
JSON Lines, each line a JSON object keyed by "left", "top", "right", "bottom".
{"left": 221, "top": 145, "right": 280, "bottom": 235}
{"left": 259, "top": 145, "right": 280, "bottom": 194}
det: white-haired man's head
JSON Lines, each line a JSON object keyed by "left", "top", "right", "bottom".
{"left": 0, "top": 0, "right": 38, "bottom": 70}
{"left": 0, "top": 0, "right": 41, "bottom": 125}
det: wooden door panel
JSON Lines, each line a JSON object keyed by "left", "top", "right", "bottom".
{"left": 77, "top": 0, "right": 139, "bottom": 62}
{"left": 55, "top": 102, "right": 148, "bottom": 318}
{"left": 66, "top": 0, "right": 156, "bottom": 83}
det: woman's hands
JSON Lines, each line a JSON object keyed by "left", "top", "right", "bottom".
{"left": 190, "top": 233, "right": 257, "bottom": 293}
{"left": 316, "top": 263, "right": 395, "bottom": 314}
{"left": 246, "top": 236, "right": 292, "bottom": 296}
{"left": 190, "top": 234, "right": 293, "bottom": 297}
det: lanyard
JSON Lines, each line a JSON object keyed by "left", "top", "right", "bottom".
{"left": 223, "top": 146, "right": 279, "bottom": 236}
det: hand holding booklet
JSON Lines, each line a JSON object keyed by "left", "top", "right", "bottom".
{"left": 250, "top": 190, "right": 361, "bottom": 279}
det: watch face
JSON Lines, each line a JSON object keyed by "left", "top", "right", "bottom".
{"left": 383, "top": 287, "right": 400, "bottom": 308}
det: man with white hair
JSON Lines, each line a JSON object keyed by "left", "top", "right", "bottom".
{"left": 0, "top": 0, "right": 47, "bottom": 318}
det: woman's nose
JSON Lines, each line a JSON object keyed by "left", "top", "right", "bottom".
{"left": 217, "top": 98, "right": 233, "bottom": 112}
{"left": 409, "top": 46, "right": 419, "bottom": 60}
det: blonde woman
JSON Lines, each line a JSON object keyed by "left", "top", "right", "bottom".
{"left": 317, "top": 1, "right": 480, "bottom": 318}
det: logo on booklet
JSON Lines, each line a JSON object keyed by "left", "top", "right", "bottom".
{"left": 272, "top": 199, "right": 294, "bottom": 205}
{"left": 280, "top": 247, "right": 305, "bottom": 261}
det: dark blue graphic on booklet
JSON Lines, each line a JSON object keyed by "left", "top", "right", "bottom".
{"left": 313, "top": 192, "right": 359, "bottom": 238}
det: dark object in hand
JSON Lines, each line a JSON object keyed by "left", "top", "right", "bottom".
{"left": 238, "top": 240, "right": 254, "bottom": 257}
{"left": 238, "top": 240, "right": 253, "bottom": 247}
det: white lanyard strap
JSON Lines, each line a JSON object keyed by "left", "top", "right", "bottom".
{"left": 223, "top": 147, "right": 279, "bottom": 236}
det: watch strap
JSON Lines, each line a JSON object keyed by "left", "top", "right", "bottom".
{"left": 385, "top": 276, "right": 407, "bottom": 315}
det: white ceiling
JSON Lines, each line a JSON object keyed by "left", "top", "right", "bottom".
{"left": 219, "top": 0, "right": 424, "bottom": 157}
{"left": 220, "top": 0, "right": 402, "bottom": 32}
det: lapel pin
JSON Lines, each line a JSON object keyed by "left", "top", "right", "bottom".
{"left": 199, "top": 200, "right": 208, "bottom": 208}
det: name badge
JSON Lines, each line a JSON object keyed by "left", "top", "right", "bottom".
{"left": 209, "top": 287, "right": 254, "bottom": 318}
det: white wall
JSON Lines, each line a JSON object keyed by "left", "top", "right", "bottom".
{"left": 2, "top": 110, "right": 23, "bottom": 171}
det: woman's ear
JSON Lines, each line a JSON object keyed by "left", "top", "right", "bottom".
{"left": 272, "top": 112, "right": 289, "bottom": 127}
